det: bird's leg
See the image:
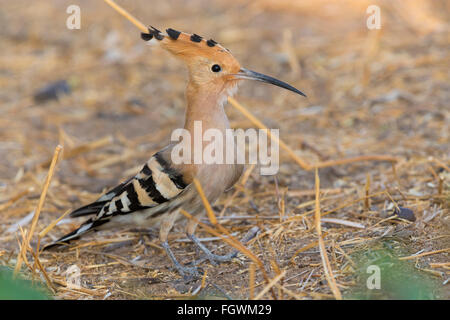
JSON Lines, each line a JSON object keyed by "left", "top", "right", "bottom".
{"left": 188, "top": 234, "right": 238, "bottom": 265}
{"left": 160, "top": 211, "right": 201, "bottom": 280}
{"left": 186, "top": 220, "right": 259, "bottom": 265}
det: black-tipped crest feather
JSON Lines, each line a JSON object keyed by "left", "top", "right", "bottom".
{"left": 141, "top": 33, "right": 153, "bottom": 41}
{"left": 149, "top": 26, "right": 164, "bottom": 40}
{"left": 166, "top": 28, "right": 181, "bottom": 40}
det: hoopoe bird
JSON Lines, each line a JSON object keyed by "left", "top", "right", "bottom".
{"left": 45, "top": 26, "right": 306, "bottom": 278}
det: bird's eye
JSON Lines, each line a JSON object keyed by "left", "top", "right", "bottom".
{"left": 211, "top": 64, "right": 222, "bottom": 72}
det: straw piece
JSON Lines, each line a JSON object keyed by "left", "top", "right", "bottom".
{"left": 53, "top": 279, "right": 106, "bottom": 296}
{"left": 29, "top": 249, "right": 56, "bottom": 293}
{"left": 249, "top": 263, "right": 256, "bottom": 300}
{"left": 39, "top": 136, "right": 111, "bottom": 168}
{"left": 314, "top": 154, "right": 399, "bottom": 169}
{"left": 289, "top": 235, "right": 328, "bottom": 265}
{"left": 219, "top": 164, "right": 255, "bottom": 217}
{"left": 270, "top": 259, "right": 283, "bottom": 299}
{"left": 14, "top": 145, "right": 62, "bottom": 275}
{"left": 254, "top": 270, "right": 286, "bottom": 300}
{"left": 364, "top": 173, "right": 371, "bottom": 211}
{"left": 274, "top": 283, "right": 307, "bottom": 299}
{"left": 320, "top": 218, "right": 365, "bottom": 229}
{"left": 428, "top": 156, "right": 450, "bottom": 172}
{"left": 0, "top": 188, "right": 33, "bottom": 212}
{"left": 103, "top": 0, "right": 148, "bottom": 33}
{"left": 228, "top": 97, "right": 311, "bottom": 169}
{"left": 38, "top": 209, "right": 71, "bottom": 239}
{"left": 429, "top": 262, "right": 450, "bottom": 268}
{"left": 200, "top": 270, "right": 208, "bottom": 289}
{"left": 193, "top": 178, "right": 217, "bottom": 225}
{"left": 399, "top": 248, "right": 450, "bottom": 260}
{"left": 314, "top": 169, "right": 342, "bottom": 300}
{"left": 6, "top": 210, "right": 35, "bottom": 234}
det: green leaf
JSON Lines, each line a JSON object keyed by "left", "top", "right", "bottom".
{"left": 0, "top": 267, "right": 50, "bottom": 300}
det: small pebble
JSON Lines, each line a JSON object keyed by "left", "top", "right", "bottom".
{"left": 393, "top": 206, "right": 416, "bottom": 222}
{"left": 33, "top": 80, "right": 71, "bottom": 103}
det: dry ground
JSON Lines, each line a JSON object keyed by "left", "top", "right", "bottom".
{"left": 0, "top": 0, "right": 449, "bottom": 299}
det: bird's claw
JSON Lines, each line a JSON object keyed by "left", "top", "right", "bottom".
{"left": 176, "top": 265, "right": 203, "bottom": 282}
{"left": 195, "top": 250, "right": 239, "bottom": 266}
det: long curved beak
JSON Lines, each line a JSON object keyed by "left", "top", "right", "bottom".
{"left": 234, "top": 68, "right": 306, "bottom": 97}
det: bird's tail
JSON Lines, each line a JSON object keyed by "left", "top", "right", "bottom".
{"left": 43, "top": 218, "right": 108, "bottom": 251}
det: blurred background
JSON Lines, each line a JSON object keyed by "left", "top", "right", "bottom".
{"left": 0, "top": 0, "right": 448, "bottom": 299}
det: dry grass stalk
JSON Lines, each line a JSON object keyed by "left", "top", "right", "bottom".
{"left": 16, "top": 227, "right": 30, "bottom": 268}
{"left": 69, "top": 238, "right": 138, "bottom": 250}
{"left": 270, "top": 259, "right": 283, "bottom": 299}
{"left": 0, "top": 188, "right": 33, "bottom": 212}
{"left": 200, "top": 270, "right": 208, "bottom": 290}
{"left": 430, "top": 262, "right": 450, "bottom": 268}
{"left": 193, "top": 178, "right": 217, "bottom": 225}
{"left": 289, "top": 233, "right": 328, "bottom": 265}
{"left": 314, "top": 168, "right": 342, "bottom": 300}
{"left": 39, "top": 137, "right": 110, "bottom": 168}
{"left": 228, "top": 97, "right": 311, "bottom": 169}
{"left": 399, "top": 248, "right": 450, "bottom": 261}
{"left": 320, "top": 218, "right": 365, "bottom": 229}
{"left": 287, "top": 188, "right": 342, "bottom": 197}
{"left": 438, "top": 176, "right": 443, "bottom": 195}
{"left": 364, "top": 173, "right": 370, "bottom": 211}
{"left": 428, "top": 157, "right": 450, "bottom": 172}
{"left": 333, "top": 243, "right": 356, "bottom": 268}
{"left": 274, "top": 283, "right": 307, "bottom": 299}
{"left": 249, "top": 262, "right": 256, "bottom": 300}
{"left": 29, "top": 249, "right": 56, "bottom": 293}
{"left": 278, "top": 189, "right": 286, "bottom": 222}
{"left": 52, "top": 279, "right": 106, "bottom": 296}
{"left": 219, "top": 164, "right": 255, "bottom": 217}
{"left": 314, "top": 155, "right": 399, "bottom": 169}
{"left": 14, "top": 145, "right": 62, "bottom": 276}
{"left": 103, "top": 0, "right": 148, "bottom": 33}
{"left": 254, "top": 270, "right": 286, "bottom": 300}
{"left": 38, "top": 209, "right": 71, "bottom": 239}
{"left": 90, "top": 151, "right": 135, "bottom": 171}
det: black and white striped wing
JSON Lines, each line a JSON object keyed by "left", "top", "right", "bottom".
{"left": 94, "top": 152, "right": 188, "bottom": 219}
{"left": 45, "top": 152, "right": 189, "bottom": 248}
{"left": 69, "top": 176, "right": 134, "bottom": 217}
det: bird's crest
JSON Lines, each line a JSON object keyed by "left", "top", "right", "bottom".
{"left": 141, "top": 26, "right": 238, "bottom": 67}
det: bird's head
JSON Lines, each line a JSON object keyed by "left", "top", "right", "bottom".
{"left": 141, "top": 27, "right": 306, "bottom": 100}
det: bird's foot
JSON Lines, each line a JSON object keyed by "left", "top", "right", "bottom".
{"left": 188, "top": 226, "right": 260, "bottom": 266}
{"left": 161, "top": 241, "right": 202, "bottom": 281}
{"left": 174, "top": 264, "right": 203, "bottom": 282}
{"left": 196, "top": 250, "right": 239, "bottom": 266}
